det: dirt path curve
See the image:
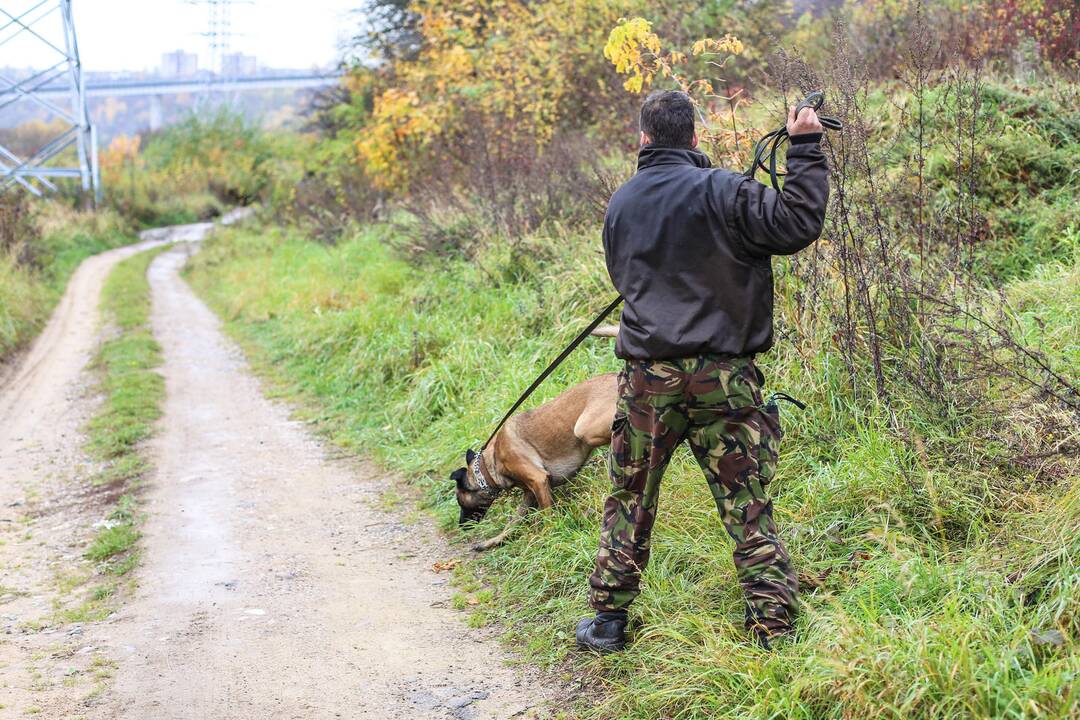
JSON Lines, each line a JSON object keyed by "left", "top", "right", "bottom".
{"left": 0, "top": 224, "right": 206, "bottom": 718}
{"left": 85, "top": 230, "right": 554, "bottom": 719}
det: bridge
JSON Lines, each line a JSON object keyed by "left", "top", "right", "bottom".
{"left": 0, "top": 0, "right": 343, "bottom": 199}
{"left": 26, "top": 72, "right": 344, "bottom": 99}
{"left": 4, "top": 72, "right": 343, "bottom": 132}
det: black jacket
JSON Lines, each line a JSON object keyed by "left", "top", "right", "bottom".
{"left": 603, "top": 140, "right": 829, "bottom": 360}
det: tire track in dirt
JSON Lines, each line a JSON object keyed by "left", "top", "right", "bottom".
{"left": 0, "top": 229, "right": 183, "bottom": 719}
{"left": 86, "top": 235, "right": 556, "bottom": 718}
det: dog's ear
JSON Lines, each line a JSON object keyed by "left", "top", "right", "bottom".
{"left": 450, "top": 467, "right": 466, "bottom": 489}
{"left": 465, "top": 449, "right": 476, "bottom": 464}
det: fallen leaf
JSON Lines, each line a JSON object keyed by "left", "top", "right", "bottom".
{"left": 432, "top": 559, "right": 459, "bottom": 573}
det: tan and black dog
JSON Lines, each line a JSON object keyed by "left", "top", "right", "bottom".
{"left": 450, "top": 373, "right": 617, "bottom": 551}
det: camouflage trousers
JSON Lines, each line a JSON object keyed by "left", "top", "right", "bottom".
{"left": 588, "top": 355, "right": 799, "bottom": 636}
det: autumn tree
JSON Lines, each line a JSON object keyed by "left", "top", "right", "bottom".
{"left": 354, "top": 0, "right": 641, "bottom": 191}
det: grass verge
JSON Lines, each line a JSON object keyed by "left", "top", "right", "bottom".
{"left": 0, "top": 203, "right": 134, "bottom": 362}
{"left": 186, "top": 220, "right": 1079, "bottom": 719}
{"left": 60, "top": 245, "right": 167, "bottom": 622}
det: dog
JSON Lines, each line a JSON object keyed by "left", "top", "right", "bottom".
{"left": 450, "top": 373, "right": 618, "bottom": 551}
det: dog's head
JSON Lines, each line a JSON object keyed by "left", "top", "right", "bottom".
{"left": 451, "top": 449, "right": 497, "bottom": 526}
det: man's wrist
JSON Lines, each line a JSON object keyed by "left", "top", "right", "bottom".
{"left": 789, "top": 132, "right": 823, "bottom": 145}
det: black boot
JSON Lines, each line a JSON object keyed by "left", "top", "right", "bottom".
{"left": 575, "top": 611, "right": 627, "bottom": 653}
{"left": 752, "top": 625, "right": 775, "bottom": 651}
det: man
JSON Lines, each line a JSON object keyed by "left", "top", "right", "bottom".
{"left": 576, "top": 90, "right": 829, "bottom": 652}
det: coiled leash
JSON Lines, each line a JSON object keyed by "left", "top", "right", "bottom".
{"left": 476, "top": 94, "right": 835, "bottom": 455}
{"left": 744, "top": 90, "right": 843, "bottom": 192}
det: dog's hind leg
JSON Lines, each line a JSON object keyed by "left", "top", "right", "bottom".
{"left": 574, "top": 398, "right": 617, "bottom": 449}
{"left": 472, "top": 491, "right": 538, "bottom": 552}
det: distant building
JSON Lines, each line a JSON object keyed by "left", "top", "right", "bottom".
{"left": 160, "top": 50, "right": 198, "bottom": 78}
{"left": 221, "top": 53, "right": 257, "bottom": 77}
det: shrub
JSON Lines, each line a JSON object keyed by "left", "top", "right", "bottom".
{"left": 394, "top": 130, "right": 616, "bottom": 262}
{"left": 101, "top": 109, "right": 299, "bottom": 227}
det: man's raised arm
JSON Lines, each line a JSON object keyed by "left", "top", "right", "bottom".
{"left": 731, "top": 106, "right": 830, "bottom": 257}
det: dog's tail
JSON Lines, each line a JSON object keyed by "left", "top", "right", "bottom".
{"left": 590, "top": 324, "right": 619, "bottom": 338}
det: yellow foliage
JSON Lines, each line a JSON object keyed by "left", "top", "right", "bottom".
{"left": 99, "top": 135, "right": 142, "bottom": 187}
{"left": 692, "top": 34, "right": 745, "bottom": 56}
{"left": 603, "top": 17, "right": 662, "bottom": 92}
{"left": 603, "top": 18, "right": 758, "bottom": 169}
{"left": 604, "top": 17, "right": 744, "bottom": 97}
{"left": 355, "top": 0, "right": 633, "bottom": 192}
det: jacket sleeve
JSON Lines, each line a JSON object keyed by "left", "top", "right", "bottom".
{"left": 728, "top": 140, "right": 830, "bottom": 257}
{"left": 601, "top": 211, "right": 616, "bottom": 282}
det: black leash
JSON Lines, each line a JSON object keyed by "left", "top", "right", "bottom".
{"left": 480, "top": 295, "right": 623, "bottom": 453}
{"left": 744, "top": 90, "right": 843, "bottom": 192}
{"left": 765, "top": 391, "right": 807, "bottom": 411}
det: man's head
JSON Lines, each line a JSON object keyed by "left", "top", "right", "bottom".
{"left": 639, "top": 90, "right": 697, "bottom": 149}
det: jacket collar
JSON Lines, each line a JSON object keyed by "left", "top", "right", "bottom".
{"left": 636, "top": 145, "right": 712, "bottom": 172}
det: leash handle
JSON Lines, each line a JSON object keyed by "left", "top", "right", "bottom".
{"left": 480, "top": 295, "right": 624, "bottom": 453}
{"left": 745, "top": 90, "right": 843, "bottom": 191}
{"left": 794, "top": 90, "right": 824, "bottom": 115}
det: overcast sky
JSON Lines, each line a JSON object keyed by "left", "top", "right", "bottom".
{"left": 9, "top": 0, "right": 364, "bottom": 72}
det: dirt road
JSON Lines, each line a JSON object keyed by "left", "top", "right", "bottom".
{"left": 0, "top": 223, "right": 556, "bottom": 719}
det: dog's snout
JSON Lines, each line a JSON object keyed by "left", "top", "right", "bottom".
{"left": 459, "top": 507, "right": 487, "bottom": 526}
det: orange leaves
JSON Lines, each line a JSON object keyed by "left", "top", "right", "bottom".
{"left": 692, "top": 34, "right": 745, "bottom": 57}
{"left": 99, "top": 135, "right": 143, "bottom": 186}
{"left": 102, "top": 134, "right": 141, "bottom": 164}
{"left": 355, "top": 87, "right": 443, "bottom": 190}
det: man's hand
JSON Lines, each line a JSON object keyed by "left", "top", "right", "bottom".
{"left": 787, "top": 105, "right": 823, "bottom": 136}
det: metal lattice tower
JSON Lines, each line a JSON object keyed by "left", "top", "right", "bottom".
{"left": 0, "top": 0, "right": 98, "bottom": 200}
{"left": 185, "top": 0, "right": 248, "bottom": 86}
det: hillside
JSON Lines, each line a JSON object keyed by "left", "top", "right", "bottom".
{"left": 185, "top": 77, "right": 1080, "bottom": 718}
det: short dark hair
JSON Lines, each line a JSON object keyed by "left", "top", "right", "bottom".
{"left": 639, "top": 90, "right": 695, "bottom": 148}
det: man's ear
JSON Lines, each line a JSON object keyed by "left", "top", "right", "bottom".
{"left": 466, "top": 449, "right": 476, "bottom": 464}
{"left": 691, "top": 131, "right": 699, "bottom": 148}
{"left": 640, "top": 131, "right": 650, "bottom": 147}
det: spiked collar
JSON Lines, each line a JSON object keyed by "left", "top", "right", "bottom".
{"left": 471, "top": 450, "right": 500, "bottom": 493}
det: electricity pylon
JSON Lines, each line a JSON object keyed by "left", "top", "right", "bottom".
{"left": 184, "top": 0, "right": 250, "bottom": 88}
{"left": 0, "top": 0, "right": 98, "bottom": 201}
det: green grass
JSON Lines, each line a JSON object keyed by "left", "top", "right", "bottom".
{"left": 0, "top": 203, "right": 133, "bottom": 361}
{"left": 181, "top": 79, "right": 1080, "bottom": 718}
{"left": 0, "top": 253, "right": 51, "bottom": 358}
{"left": 85, "top": 522, "right": 139, "bottom": 566}
{"left": 49, "top": 245, "right": 165, "bottom": 627}
{"left": 81, "top": 247, "right": 167, "bottom": 581}
{"left": 86, "top": 249, "right": 166, "bottom": 484}
{"left": 185, "top": 216, "right": 1079, "bottom": 719}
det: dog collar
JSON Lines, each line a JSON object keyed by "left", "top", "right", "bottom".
{"left": 471, "top": 451, "right": 494, "bottom": 491}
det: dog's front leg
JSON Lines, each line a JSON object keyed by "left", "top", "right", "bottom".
{"left": 472, "top": 491, "right": 537, "bottom": 552}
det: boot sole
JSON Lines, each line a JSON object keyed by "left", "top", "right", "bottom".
{"left": 575, "top": 638, "right": 626, "bottom": 654}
